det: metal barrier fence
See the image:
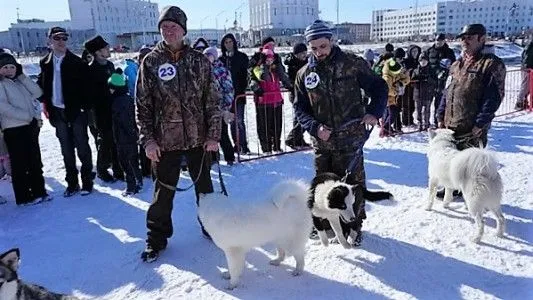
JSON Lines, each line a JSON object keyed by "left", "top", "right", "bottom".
{"left": 231, "top": 90, "right": 311, "bottom": 162}
{"left": 229, "top": 69, "right": 531, "bottom": 162}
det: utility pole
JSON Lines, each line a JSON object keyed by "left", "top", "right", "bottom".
{"left": 336, "top": 0, "right": 339, "bottom": 39}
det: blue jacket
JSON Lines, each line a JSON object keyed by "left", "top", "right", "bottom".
{"left": 123, "top": 59, "right": 139, "bottom": 97}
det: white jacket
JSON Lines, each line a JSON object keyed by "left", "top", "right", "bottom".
{"left": 0, "top": 74, "right": 43, "bottom": 130}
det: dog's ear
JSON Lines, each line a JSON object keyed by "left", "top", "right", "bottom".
{"left": 327, "top": 186, "right": 349, "bottom": 210}
{"left": 0, "top": 248, "right": 20, "bottom": 271}
{"left": 428, "top": 129, "right": 436, "bottom": 139}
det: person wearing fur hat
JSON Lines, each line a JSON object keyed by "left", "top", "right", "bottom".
{"left": 381, "top": 58, "right": 410, "bottom": 137}
{"left": 85, "top": 35, "right": 124, "bottom": 184}
{"left": 108, "top": 68, "right": 143, "bottom": 196}
{"left": 411, "top": 53, "right": 436, "bottom": 131}
{"left": 284, "top": 43, "right": 310, "bottom": 149}
{"left": 37, "top": 26, "right": 94, "bottom": 197}
{"left": 294, "top": 19, "right": 388, "bottom": 245}
{"left": 0, "top": 53, "right": 49, "bottom": 205}
{"left": 203, "top": 46, "right": 235, "bottom": 165}
{"left": 137, "top": 5, "right": 221, "bottom": 262}
{"left": 192, "top": 37, "right": 209, "bottom": 52}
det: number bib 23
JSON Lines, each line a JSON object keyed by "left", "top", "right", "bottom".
{"left": 158, "top": 63, "right": 176, "bottom": 81}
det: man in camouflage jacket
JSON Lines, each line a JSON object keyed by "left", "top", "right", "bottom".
{"left": 437, "top": 24, "right": 506, "bottom": 150}
{"left": 294, "top": 20, "right": 388, "bottom": 246}
{"left": 136, "top": 6, "right": 221, "bottom": 262}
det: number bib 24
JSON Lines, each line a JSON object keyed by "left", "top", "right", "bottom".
{"left": 305, "top": 72, "right": 320, "bottom": 89}
{"left": 158, "top": 63, "right": 176, "bottom": 81}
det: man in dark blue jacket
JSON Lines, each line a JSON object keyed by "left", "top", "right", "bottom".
{"left": 294, "top": 20, "right": 388, "bottom": 246}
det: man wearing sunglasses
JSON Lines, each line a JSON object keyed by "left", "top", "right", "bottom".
{"left": 37, "top": 27, "right": 94, "bottom": 197}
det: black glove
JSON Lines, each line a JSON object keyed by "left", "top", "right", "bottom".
{"left": 254, "top": 88, "right": 264, "bottom": 97}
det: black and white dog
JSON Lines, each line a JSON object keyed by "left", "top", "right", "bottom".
{"left": 0, "top": 248, "right": 78, "bottom": 300}
{"left": 308, "top": 173, "right": 393, "bottom": 248}
{"left": 308, "top": 173, "right": 366, "bottom": 249}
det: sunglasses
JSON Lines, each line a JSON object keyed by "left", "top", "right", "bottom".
{"left": 52, "top": 36, "right": 68, "bottom": 41}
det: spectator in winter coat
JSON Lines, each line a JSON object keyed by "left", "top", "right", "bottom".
{"left": 515, "top": 39, "right": 533, "bottom": 109}
{"left": 137, "top": 6, "right": 221, "bottom": 262}
{"left": 123, "top": 58, "right": 139, "bottom": 97}
{"left": 381, "top": 58, "right": 410, "bottom": 137}
{"left": 219, "top": 33, "right": 250, "bottom": 154}
{"left": 401, "top": 45, "right": 422, "bottom": 126}
{"left": 294, "top": 20, "right": 388, "bottom": 245}
{"left": 81, "top": 49, "right": 99, "bottom": 148}
{"left": 374, "top": 43, "right": 394, "bottom": 72}
{"left": 108, "top": 69, "right": 142, "bottom": 196}
{"left": 411, "top": 53, "right": 436, "bottom": 131}
{"left": 204, "top": 46, "right": 235, "bottom": 165}
{"left": 284, "top": 43, "right": 310, "bottom": 149}
{"left": 85, "top": 35, "right": 124, "bottom": 183}
{"left": 37, "top": 27, "right": 94, "bottom": 197}
{"left": 250, "top": 48, "right": 284, "bottom": 153}
{"left": 192, "top": 37, "right": 209, "bottom": 52}
{"left": 0, "top": 53, "right": 49, "bottom": 205}
{"left": 249, "top": 37, "right": 292, "bottom": 90}
{"left": 426, "top": 33, "right": 456, "bottom": 126}
{"left": 437, "top": 24, "right": 505, "bottom": 150}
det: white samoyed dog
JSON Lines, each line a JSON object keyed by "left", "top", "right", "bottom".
{"left": 426, "top": 129, "right": 505, "bottom": 243}
{"left": 198, "top": 180, "right": 312, "bottom": 289}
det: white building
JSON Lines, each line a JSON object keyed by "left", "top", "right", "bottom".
{"left": 68, "top": 0, "right": 159, "bottom": 47}
{"left": 372, "top": 0, "right": 533, "bottom": 41}
{"left": 249, "top": 0, "right": 319, "bottom": 30}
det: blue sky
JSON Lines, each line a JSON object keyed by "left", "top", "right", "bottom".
{"left": 0, "top": 0, "right": 436, "bottom": 31}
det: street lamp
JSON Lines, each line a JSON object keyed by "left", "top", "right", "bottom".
{"left": 215, "top": 10, "right": 226, "bottom": 42}
{"left": 200, "top": 15, "right": 210, "bottom": 36}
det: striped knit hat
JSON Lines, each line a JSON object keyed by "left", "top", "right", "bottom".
{"left": 304, "top": 20, "right": 332, "bottom": 42}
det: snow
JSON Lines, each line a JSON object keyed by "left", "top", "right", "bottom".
{"left": 0, "top": 103, "right": 531, "bottom": 299}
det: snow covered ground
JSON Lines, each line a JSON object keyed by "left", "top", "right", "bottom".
{"left": 0, "top": 108, "right": 531, "bottom": 299}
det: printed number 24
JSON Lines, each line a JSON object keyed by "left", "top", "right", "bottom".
{"left": 160, "top": 66, "right": 175, "bottom": 78}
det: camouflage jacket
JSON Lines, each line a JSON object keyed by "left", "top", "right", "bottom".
{"left": 437, "top": 46, "right": 506, "bottom": 133}
{"left": 136, "top": 42, "right": 221, "bottom": 151}
{"left": 294, "top": 46, "right": 387, "bottom": 140}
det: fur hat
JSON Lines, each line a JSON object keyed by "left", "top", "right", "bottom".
{"left": 84, "top": 35, "right": 109, "bottom": 54}
{"left": 0, "top": 52, "right": 17, "bottom": 69}
{"left": 304, "top": 20, "right": 332, "bottom": 42}
{"left": 158, "top": 6, "right": 187, "bottom": 34}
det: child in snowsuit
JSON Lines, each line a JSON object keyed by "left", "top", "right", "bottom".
{"left": 381, "top": 58, "right": 410, "bottom": 137}
{"left": 108, "top": 69, "right": 142, "bottom": 196}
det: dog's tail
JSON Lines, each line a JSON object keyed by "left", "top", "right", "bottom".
{"left": 456, "top": 149, "right": 502, "bottom": 197}
{"left": 269, "top": 180, "right": 309, "bottom": 209}
{"left": 364, "top": 188, "right": 394, "bottom": 202}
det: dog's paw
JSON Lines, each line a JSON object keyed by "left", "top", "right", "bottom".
{"left": 329, "top": 237, "right": 339, "bottom": 244}
{"left": 425, "top": 206, "right": 433, "bottom": 211}
{"left": 269, "top": 259, "right": 282, "bottom": 266}
{"left": 496, "top": 231, "right": 505, "bottom": 238}
{"left": 221, "top": 271, "right": 231, "bottom": 280}
{"left": 225, "top": 283, "right": 237, "bottom": 290}
{"left": 291, "top": 269, "right": 302, "bottom": 276}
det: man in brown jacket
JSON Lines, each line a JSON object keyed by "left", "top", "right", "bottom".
{"left": 436, "top": 24, "right": 505, "bottom": 200}
{"left": 136, "top": 6, "right": 221, "bottom": 262}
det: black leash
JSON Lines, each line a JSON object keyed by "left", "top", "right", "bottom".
{"left": 157, "top": 150, "right": 228, "bottom": 196}
{"left": 341, "top": 124, "right": 374, "bottom": 183}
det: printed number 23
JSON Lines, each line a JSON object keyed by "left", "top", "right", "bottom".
{"left": 160, "top": 66, "right": 175, "bottom": 78}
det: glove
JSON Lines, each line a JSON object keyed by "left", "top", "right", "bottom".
{"left": 222, "top": 111, "right": 235, "bottom": 124}
{"left": 254, "top": 88, "right": 264, "bottom": 97}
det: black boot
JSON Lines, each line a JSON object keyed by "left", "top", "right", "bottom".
{"left": 141, "top": 245, "right": 160, "bottom": 263}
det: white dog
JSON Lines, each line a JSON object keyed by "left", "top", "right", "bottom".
{"left": 198, "top": 180, "right": 312, "bottom": 289}
{"left": 426, "top": 129, "right": 505, "bottom": 243}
